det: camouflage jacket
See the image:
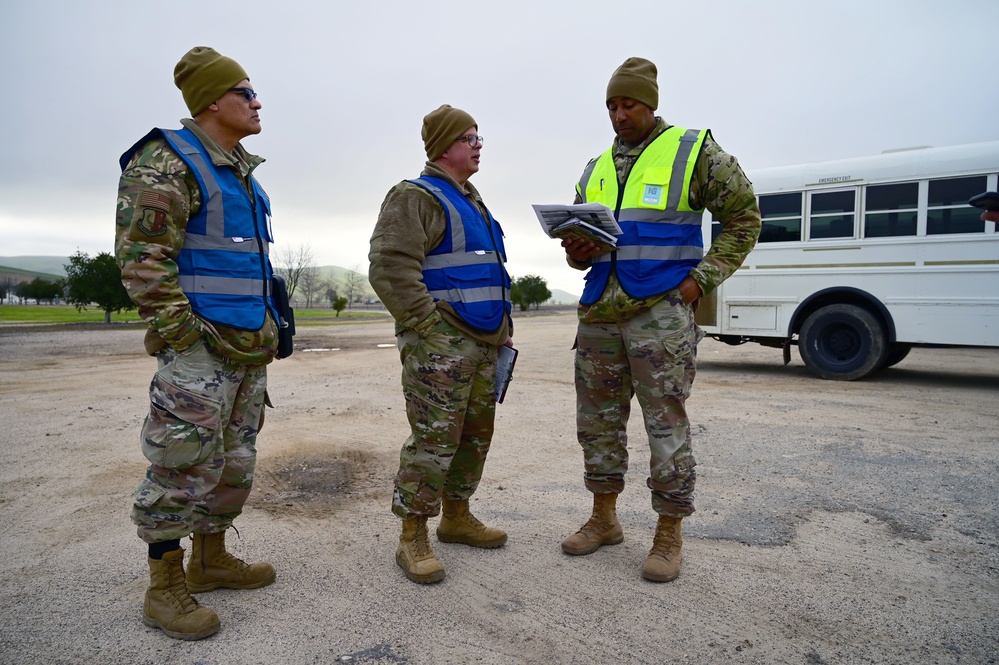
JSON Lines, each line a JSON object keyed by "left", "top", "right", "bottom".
{"left": 368, "top": 162, "right": 511, "bottom": 347}
{"left": 571, "top": 117, "right": 761, "bottom": 322}
{"left": 115, "top": 119, "right": 278, "bottom": 364}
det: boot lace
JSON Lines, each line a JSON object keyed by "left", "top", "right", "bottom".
{"left": 412, "top": 520, "right": 433, "bottom": 558}
{"left": 576, "top": 514, "right": 613, "bottom": 539}
{"left": 649, "top": 522, "right": 680, "bottom": 559}
{"left": 195, "top": 531, "right": 250, "bottom": 572}
{"left": 215, "top": 549, "right": 251, "bottom": 572}
{"left": 166, "top": 559, "right": 200, "bottom": 613}
{"left": 462, "top": 511, "right": 486, "bottom": 530}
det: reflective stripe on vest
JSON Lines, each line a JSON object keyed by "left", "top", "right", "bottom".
{"left": 410, "top": 177, "right": 511, "bottom": 331}
{"left": 177, "top": 274, "right": 273, "bottom": 296}
{"left": 426, "top": 285, "right": 509, "bottom": 303}
{"left": 576, "top": 126, "right": 707, "bottom": 302}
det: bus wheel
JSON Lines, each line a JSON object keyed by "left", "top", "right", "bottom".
{"left": 880, "top": 343, "right": 912, "bottom": 369}
{"left": 798, "top": 304, "right": 887, "bottom": 380}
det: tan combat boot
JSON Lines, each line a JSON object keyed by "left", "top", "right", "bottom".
{"left": 561, "top": 492, "right": 624, "bottom": 555}
{"left": 186, "top": 531, "right": 276, "bottom": 593}
{"left": 642, "top": 515, "right": 683, "bottom": 582}
{"left": 396, "top": 517, "right": 445, "bottom": 584}
{"left": 143, "top": 548, "right": 220, "bottom": 640}
{"left": 437, "top": 498, "right": 508, "bottom": 548}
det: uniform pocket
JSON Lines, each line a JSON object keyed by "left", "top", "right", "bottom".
{"left": 440, "top": 263, "right": 493, "bottom": 304}
{"left": 140, "top": 374, "right": 222, "bottom": 469}
{"left": 132, "top": 478, "right": 167, "bottom": 509}
{"left": 639, "top": 166, "right": 672, "bottom": 209}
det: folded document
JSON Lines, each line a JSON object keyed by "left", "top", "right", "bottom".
{"left": 533, "top": 203, "right": 622, "bottom": 254}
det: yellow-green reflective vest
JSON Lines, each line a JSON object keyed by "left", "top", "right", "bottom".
{"left": 575, "top": 126, "right": 708, "bottom": 305}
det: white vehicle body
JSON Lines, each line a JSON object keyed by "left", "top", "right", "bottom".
{"left": 696, "top": 141, "right": 999, "bottom": 380}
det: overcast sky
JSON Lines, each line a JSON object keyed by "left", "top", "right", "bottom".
{"left": 1, "top": 0, "right": 996, "bottom": 294}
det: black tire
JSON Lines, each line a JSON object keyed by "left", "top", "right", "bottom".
{"left": 880, "top": 343, "right": 912, "bottom": 369}
{"left": 798, "top": 304, "right": 887, "bottom": 380}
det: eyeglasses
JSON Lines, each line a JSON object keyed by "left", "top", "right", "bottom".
{"left": 455, "top": 134, "right": 484, "bottom": 147}
{"left": 228, "top": 87, "right": 258, "bottom": 102}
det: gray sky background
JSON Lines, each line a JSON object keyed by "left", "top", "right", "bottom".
{"left": 1, "top": 0, "right": 996, "bottom": 295}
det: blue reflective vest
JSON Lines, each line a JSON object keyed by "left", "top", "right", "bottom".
{"left": 120, "top": 128, "right": 277, "bottom": 331}
{"left": 410, "top": 177, "right": 511, "bottom": 332}
{"left": 575, "top": 126, "right": 708, "bottom": 305}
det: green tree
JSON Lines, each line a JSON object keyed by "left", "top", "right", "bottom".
{"left": 0, "top": 276, "right": 13, "bottom": 304}
{"left": 14, "top": 281, "right": 29, "bottom": 304}
{"left": 332, "top": 296, "right": 348, "bottom": 317}
{"left": 22, "top": 277, "right": 62, "bottom": 304}
{"left": 62, "top": 251, "right": 135, "bottom": 323}
{"left": 511, "top": 275, "right": 551, "bottom": 311}
{"left": 324, "top": 282, "right": 339, "bottom": 308}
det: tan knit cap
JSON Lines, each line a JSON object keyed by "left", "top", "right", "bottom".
{"left": 606, "top": 57, "right": 658, "bottom": 111}
{"left": 422, "top": 104, "right": 477, "bottom": 161}
{"left": 174, "top": 46, "right": 249, "bottom": 116}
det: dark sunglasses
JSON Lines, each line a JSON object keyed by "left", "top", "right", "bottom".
{"left": 228, "top": 87, "right": 258, "bottom": 102}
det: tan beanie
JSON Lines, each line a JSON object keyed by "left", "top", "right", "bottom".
{"left": 606, "top": 57, "right": 658, "bottom": 111}
{"left": 422, "top": 104, "right": 477, "bottom": 161}
{"left": 174, "top": 46, "right": 249, "bottom": 116}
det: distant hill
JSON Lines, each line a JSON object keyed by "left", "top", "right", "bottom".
{"left": 0, "top": 265, "right": 63, "bottom": 282}
{"left": 0, "top": 256, "right": 579, "bottom": 303}
{"left": 0, "top": 259, "right": 376, "bottom": 293}
{"left": 0, "top": 256, "right": 68, "bottom": 279}
{"left": 547, "top": 288, "right": 578, "bottom": 305}
{"left": 316, "top": 265, "right": 369, "bottom": 287}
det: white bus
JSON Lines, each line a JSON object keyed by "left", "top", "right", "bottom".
{"left": 696, "top": 140, "right": 999, "bottom": 380}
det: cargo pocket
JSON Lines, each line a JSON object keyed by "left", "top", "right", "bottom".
{"left": 395, "top": 469, "right": 437, "bottom": 512}
{"left": 140, "top": 375, "right": 222, "bottom": 469}
{"left": 132, "top": 478, "right": 167, "bottom": 509}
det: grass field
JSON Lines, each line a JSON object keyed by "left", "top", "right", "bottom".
{"left": 0, "top": 304, "right": 389, "bottom": 325}
{"left": 0, "top": 304, "right": 143, "bottom": 324}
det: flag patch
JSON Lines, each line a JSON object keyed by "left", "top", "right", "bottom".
{"left": 138, "top": 189, "right": 172, "bottom": 212}
{"left": 134, "top": 189, "right": 172, "bottom": 237}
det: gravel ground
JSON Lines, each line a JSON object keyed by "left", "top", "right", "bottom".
{"left": 0, "top": 312, "right": 997, "bottom": 664}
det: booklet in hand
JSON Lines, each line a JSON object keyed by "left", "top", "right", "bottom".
{"left": 533, "top": 203, "right": 622, "bottom": 255}
{"left": 495, "top": 345, "right": 518, "bottom": 404}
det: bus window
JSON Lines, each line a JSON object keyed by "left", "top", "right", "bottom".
{"left": 758, "top": 192, "right": 802, "bottom": 242}
{"left": 864, "top": 182, "right": 918, "bottom": 238}
{"left": 928, "top": 176, "right": 987, "bottom": 234}
{"left": 809, "top": 190, "right": 855, "bottom": 239}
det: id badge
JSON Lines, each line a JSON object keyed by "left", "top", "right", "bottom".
{"left": 642, "top": 184, "right": 664, "bottom": 206}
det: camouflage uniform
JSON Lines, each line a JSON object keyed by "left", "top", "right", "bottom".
{"left": 116, "top": 119, "right": 277, "bottom": 543}
{"left": 369, "top": 162, "right": 512, "bottom": 519}
{"left": 571, "top": 118, "right": 761, "bottom": 517}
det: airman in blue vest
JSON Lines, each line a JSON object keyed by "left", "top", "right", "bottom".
{"left": 560, "top": 57, "right": 762, "bottom": 582}
{"left": 369, "top": 105, "right": 514, "bottom": 584}
{"left": 116, "top": 47, "right": 279, "bottom": 640}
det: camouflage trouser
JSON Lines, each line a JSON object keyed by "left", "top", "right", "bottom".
{"left": 392, "top": 317, "right": 498, "bottom": 519}
{"left": 130, "top": 339, "right": 267, "bottom": 543}
{"left": 575, "top": 290, "right": 704, "bottom": 517}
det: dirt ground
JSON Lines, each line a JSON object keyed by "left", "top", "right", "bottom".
{"left": 1, "top": 312, "right": 997, "bottom": 665}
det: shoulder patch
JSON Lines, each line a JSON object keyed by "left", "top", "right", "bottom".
{"left": 139, "top": 189, "right": 172, "bottom": 211}
{"left": 135, "top": 189, "right": 172, "bottom": 237}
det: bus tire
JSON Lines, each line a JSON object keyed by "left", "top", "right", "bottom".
{"left": 798, "top": 304, "right": 887, "bottom": 380}
{"left": 880, "top": 343, "right": 912, "bottom": 369}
